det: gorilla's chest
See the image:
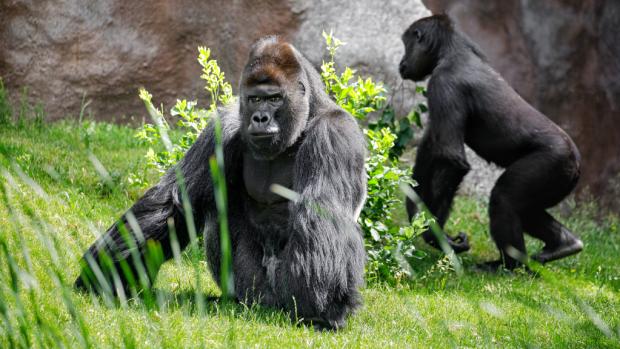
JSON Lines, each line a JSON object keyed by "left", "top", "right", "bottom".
{"left": 243, "top": 152, "right": 296, "bottom": 204}
{"left": 242, "top": 152, "right": 296, "bottom": 231}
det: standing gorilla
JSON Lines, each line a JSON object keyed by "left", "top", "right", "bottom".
{"left": 75, "top": 36, "right": 367, "bottom": 329}
{"left": 399, "top": 15, "right": 583, "bottom": 270}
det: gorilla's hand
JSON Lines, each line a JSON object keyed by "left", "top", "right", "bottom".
{"left": 422, "top": 230, "right": 470, "bottom": 253}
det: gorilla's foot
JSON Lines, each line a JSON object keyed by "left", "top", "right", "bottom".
{"left": 450, "top": 232, "right": 471, "bottom": 253}
{"left": 423, "top": 231, "right": 471, "bottom": 253}
{"left": 474, "top": 260, "right": 506, "bottom": 273}
{"left": 474, "top": 259, "right": 532, "bottom": 274}
{"left": 531, "top": 233, "right": 583, "bottom": 264}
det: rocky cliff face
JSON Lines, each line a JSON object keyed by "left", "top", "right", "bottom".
{"left": 1, "top": 0, "right": 618, "bottom": 209}
{"left": 0, "top": 0, "right": 300, "bottom": 122}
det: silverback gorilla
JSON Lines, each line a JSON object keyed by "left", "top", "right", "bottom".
{"left": 399, "top": 15, "right": 583, "bottom": 270}
{"left": 75, "top": 36, "right": 367, "bottom": 329}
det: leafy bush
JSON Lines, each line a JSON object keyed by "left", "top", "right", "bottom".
{"left": 320, "top": 32, "right": 429, "bottom": 283}
{"left": 135, "top": 47, "right": 232, "bottom": 174}
{"left": 368, "top": 99, "right": 426, "bottom": 159}
{"left": 320, "top": 33, "right": 387, "bottom": 119}
{"left": 320, "top": 33, "right": 427, "bottom": 160}
{"left": 134, "top": 35, "right": 430, "bottom": 284}
{"left": 361, "top": 128, "right": 430, "bottom": 283}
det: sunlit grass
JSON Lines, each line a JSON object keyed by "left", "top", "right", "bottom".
{"left": 0, "top": 121, "right": 619, "bottom": 348}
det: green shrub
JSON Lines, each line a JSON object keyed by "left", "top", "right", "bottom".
{"left": 320, "top": 33, "right": 386, "bottom": 120}
{"left": 320, "top": 32, "right": 429, "bottom": 283}
{"left": 135, "top": 47, "right": 232, "bottom": 174}
{"left": 367, "top": 99, "right": 426, "bottom": 159}
{"left": 134, "top": 35, "right": 431, "bottom": 284}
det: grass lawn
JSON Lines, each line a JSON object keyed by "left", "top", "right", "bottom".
{"left": 0, "top": 121, "right": 619, "bottom": 348}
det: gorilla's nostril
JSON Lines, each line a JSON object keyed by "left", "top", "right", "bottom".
{"left": 260, "top": 116, "right": 269, "bottom": 123}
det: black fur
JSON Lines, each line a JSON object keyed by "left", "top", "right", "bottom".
{"left": 399, "top": 15, "right": 583, "bottom": 269}
{"left": 75, "top": 36, "right": 367, "bottom": 329}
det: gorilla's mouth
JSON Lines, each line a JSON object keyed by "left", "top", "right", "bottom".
{"left": 250, "top": 132, "right": 278, "bottom": 139}
{"left": 249, "top": 131, "right": 280, "bottom": 144}
{"left": 247, "top": 133, "right": 284, "bottom": 160}
{"left": 248, "top": 132, "right": 282, "bottom": 155}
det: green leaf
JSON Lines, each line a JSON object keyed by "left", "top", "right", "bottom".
{"left": 407, "top": 110, "right": 422, "bottom": 129}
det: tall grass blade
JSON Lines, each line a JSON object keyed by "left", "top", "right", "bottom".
{"left": 209, "top": 114, "right": 234, "bottom": 300}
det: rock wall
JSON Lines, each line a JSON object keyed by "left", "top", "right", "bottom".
{"left": 0, "top": 0, "right": 300, "bottom": 122}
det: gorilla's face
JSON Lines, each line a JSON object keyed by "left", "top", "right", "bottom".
{"left": 241, "top": 79, "right": 308, "bottom": 160}
{"left": 399, "top": 24, "right": 435, "bottom": 82}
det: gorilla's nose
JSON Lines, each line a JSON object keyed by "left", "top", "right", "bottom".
{"left": 251, "top": 112, "right": 271, "bottom": 127}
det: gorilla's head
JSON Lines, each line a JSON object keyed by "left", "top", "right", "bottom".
{"left": 239, "top": 36, "right": 311, "bottom": 160}
{"left": 399, "top": 15, "right": 453, "bottom": 82}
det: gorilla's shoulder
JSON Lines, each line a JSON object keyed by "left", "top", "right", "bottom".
{"left": 191, "top": 99, "right": 242, "bottom": 150}
{"left": 218, "top": 98, "right": 242, "bottom": 140}
{"left": 311, "top": 105, "right": 359, "bottom": 130}
{"left": 304, "top": 106, "right": 366, "bottom": 155}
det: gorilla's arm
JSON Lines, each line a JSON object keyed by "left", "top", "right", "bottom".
{"left": 75, "top": 122, "right": 227, "bottom": 295}
{"left": 409, "top": 79, "right": 471, "bottom": 251}
{"left": 275, "top": 112, "right": 367, "bottom": 328}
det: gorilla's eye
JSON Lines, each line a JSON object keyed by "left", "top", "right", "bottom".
{"left": 269, "top": 95, "right": 282, "bottom": 103}
{"left": 249, "top": 96, "right": 261, "bottom": 103}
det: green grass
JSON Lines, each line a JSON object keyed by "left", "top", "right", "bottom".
{"left": 0, "top": 121, "right": 619, "bottom": 348}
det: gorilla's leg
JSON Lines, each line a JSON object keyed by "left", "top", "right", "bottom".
{"left": 232, "top": 234, "right": 277, "bottom": 306}
{"left": 522, "top": 211, "right": 583, "bottom": 264}
{"left": 410, "top": 153, "right": 471, "bottom": 253}
{"left": 521, "top": 151, "right": 582, "bottom": 264}
{"left": 204, "top": 218, "right": 276, "bottom": 306}
{"left": 485, "top": 153, "right": 550, "bottom": 270}
{"left": 487, "top": 186, "right": 526, "bottom": 270}
{"left": 484, "top": 151, "right": 581, "bottom": 270}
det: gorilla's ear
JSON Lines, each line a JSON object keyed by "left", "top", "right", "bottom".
{"left": 298, "top": 81, "right": 306, "bottom": 95}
